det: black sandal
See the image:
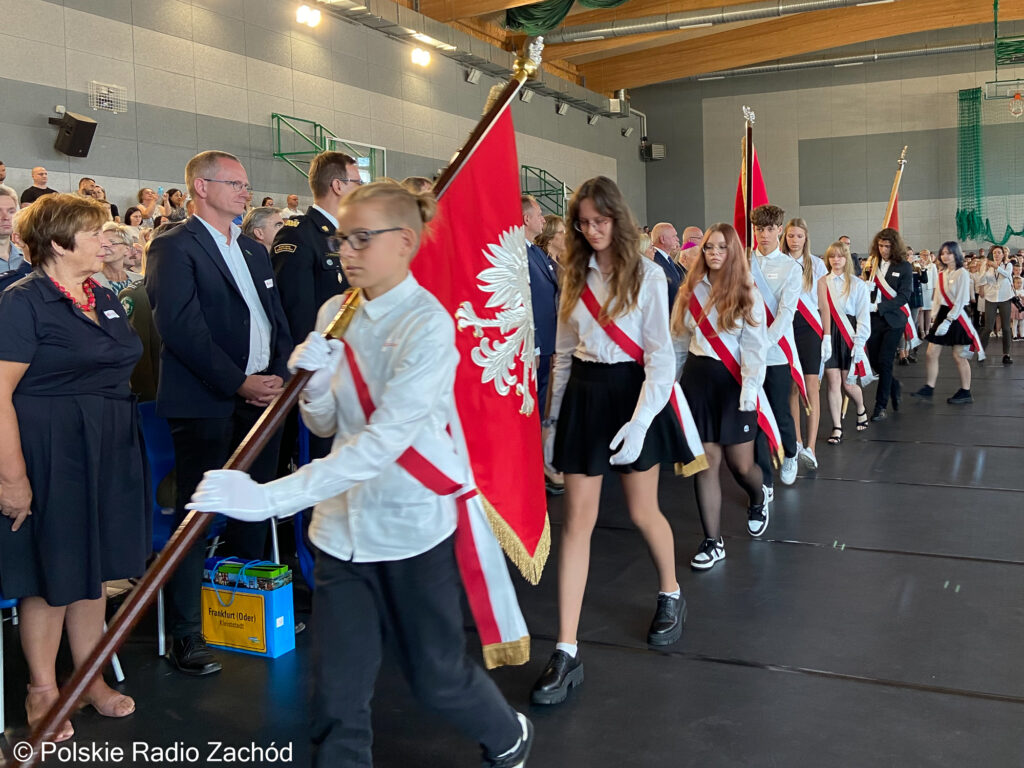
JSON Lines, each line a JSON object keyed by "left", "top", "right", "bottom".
{"left": 856, "top": 410, "right": 869, "bottom": 431}
{"left": 828, "top": 427, "right": 843, "bottom": 444}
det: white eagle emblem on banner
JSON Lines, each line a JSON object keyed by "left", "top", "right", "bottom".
{"left": 455, "top": 226, "right": 538, "bottom": 415}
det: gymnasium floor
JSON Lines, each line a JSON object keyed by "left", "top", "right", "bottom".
{"left": 3, "top": 351, "right": 1023, "bottom": 767}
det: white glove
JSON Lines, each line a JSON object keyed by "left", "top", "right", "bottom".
{"left": 609, "top": 420, "right": 648, "bottom": 466}
{"left": 543, "top": 423, "right": 556, "bottom": 466}
{"left": 739, "top": 398, "right": 757, "bottom": 412}
{"left": 287, "top": 331, "right": 344, "bottom": 400}
{"left": 820, "top": 335, "right": 832, "bottom": 362}
{"left": 935, "top": 319, "right": 951, "bottom": 336}
{"left": 186, "top": 469, "right": 276, "bottom": 522}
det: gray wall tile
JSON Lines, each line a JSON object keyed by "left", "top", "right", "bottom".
{"left": 0, "top": 121, "right": 70, "bottom": 169}
{"left": 0, "top": 77, "right": 65, "bottom": 129}
{"left": 138, "top": 142, "right": 207, "bottom": 181}
{"left": 136, "top": 104, "right": 198, "bottom": 149}
{"left": 64, "top": 0, "right": 131, "bottom": 22}
{"left": 331, "top": 18, "right": 367, "bottom": 61}
{"left": 365, "top": 67, "right": 402, "bottom": 100}
{"left": 192, "top": 0, "right": 245, "bottom": 21}
{"left": 131, "top": 0, "right": 193, "bottom": 40}
{"left": 193, "top": 6, "right": 245, "bottom": 54}
{"left": 291, "top": 38, "right": 332, "bottom": 78}
{"left": 245, "top": 23, "right": 291, "bottom": 68}
{"left": 402, "top": 73, "right": 431, "bottom": 107}
{"left": 69, "top": 135, "right": 141, "bottom": 178}
{"left": 196, "top": 114, "right": 250, "bottom": 157}
{"left": 63, "top": 91, "right": 139, "bottom": 141}
{"left": 331, "top": 52, "right": 369, "bottom": 91}
{"left": 242, "top": 0, "right": 293, "bottom": 32}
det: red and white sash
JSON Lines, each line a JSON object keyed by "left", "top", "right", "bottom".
{"left": 688, "top": 283, "right": 784, "bottom": 462}
{"left": 749, "top": 255, "right": 808, "bottom": 404}
{"left": 797, "top": 296, "right": 823, "bottom": 339}
{"left": 341, "top": 341, "right": 530, "bottom": 669}
{"left": 937, "top": 271, "right": 985, "bottom": 358}
{"left": 579, "top": 285, "right": 707, "bottom": 476}
{"left": 873, "top": 268, "right": 921, "bottom": 349}
{"left": 825, "top": 278, "right": 876, "bottom": 387}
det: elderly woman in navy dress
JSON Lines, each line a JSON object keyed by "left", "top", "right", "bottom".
{"left": 0, "top": 194, "right": 150, "bottom": 742}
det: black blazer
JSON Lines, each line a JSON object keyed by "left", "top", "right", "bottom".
{"left": 874, "top": 260, "right": 914, "bottom": 329}
{"left": 271, "top": 206, "right": 348, "bottom": 342}
{"left": 146, "top": 216, "right": 293, "bottom": 419}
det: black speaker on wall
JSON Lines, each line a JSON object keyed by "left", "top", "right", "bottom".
{"left": 48, "top": 112, "right": 97, "bottom": 157}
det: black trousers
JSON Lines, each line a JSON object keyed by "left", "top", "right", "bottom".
{"left": 166, "top": 399, "right": 283, "bottom": 639}
{"left": 982, "top": 299, "right": 1013, "bottom": 356}
{"left": 536, "top": 353, "right": 551, "bottom": 421}
{"left": 755, "top": 363, "right": 798, "bottom": 487}
{"left": 310, "top": 538, "right": 520, "bottom": 768}
{"left": 867, "top": 315, "right": 903, "bottom": 410}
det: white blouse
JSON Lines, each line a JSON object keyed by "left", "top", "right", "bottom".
{"left": 822, "top": 273, "right": 871, "bottom": 348}
{"left": 933, "top": 268, "right": 972, "bottom": 322}
{"left": 795, "top": 253, "right": 828, "bottom": 321}
{"left": 674, "top": 276, "right": 768, "bottom": 404}
{"left": 549, "top": 256, "right": 674, "bottom": 428}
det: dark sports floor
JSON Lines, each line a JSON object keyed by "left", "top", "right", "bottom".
{"left": 3, "top": 350, "right": 1023, "bottom": 767}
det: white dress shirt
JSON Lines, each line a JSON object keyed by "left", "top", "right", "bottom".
{"left": 282, "top": 206, "right": 303, "bottom": 219}
{"left": 869, "top": 259, "right": 893, "bottom": 313}
{"left": 279, "top": 275, "right": 463, "bottom": 562}
{"left": 795, "top": 254, "right": 828, "bottom": 323}
{"left": 550, "top": 256, "right": 674, "bottom": 428}
{"left": 195, "top": 215, "right": 272, "bottom": 374}
{"left": 979, "top": 262, "right": 1014, "bottom": 302}
{"left": 921, "top": 262, "right": 938, "bottom": 304}
{"left": 751, "top": 247, "right": 801, "bottom": 366}
{"left": 933, "top": 268, "right": 972, "bottom": 322}
{"left": 674, "top": 276, "right": 768, "bottom": 404}
{"left": 825, "top": 273, "right": 871, "bottom": 348}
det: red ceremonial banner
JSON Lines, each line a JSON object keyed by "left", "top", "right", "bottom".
{"left": 734, "top": 145, "right": 769, "bottom": 249}
{"left": 412, "top": 108, "right": 550, "bottom": 583}
{"left": 886, "top": 193, "right": 900, "bottom": 230}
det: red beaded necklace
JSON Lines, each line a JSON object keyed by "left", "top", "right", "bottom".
{"left": 49, "top": 275, "right": 97, "bottom": 312}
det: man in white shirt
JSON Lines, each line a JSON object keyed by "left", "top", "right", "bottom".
{"left": 282, "top": 194, "right": 302, "bottom": 219}
{"left": 979, "top": 245, "right": 1015, "bottom": 364}
{"left": 749, "top": 204, "right": 802, "bottom": 494}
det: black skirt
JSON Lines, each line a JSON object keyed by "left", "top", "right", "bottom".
{"left": 793, "top": 313, "right": 822, "bottom": 374}
{"left": 680, "top": 354, "right": 757, "bottom": 445}
{"left": 553, "top": 358, "right": 688, "bottom": 476}
{"left": 925, "top": 305, "right": 974, "bottom": 346}
{"left": 824, "top": 315, "right": 857, "bottom": 370}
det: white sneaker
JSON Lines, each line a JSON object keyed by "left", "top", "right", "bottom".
{"left": 691, "top": 537, "right": 726, "bottom": 570}
{"left": 762, "top": 483, "right": 774, "bottom": 506}
{"left": 798, "top": 446, "right": 818, "bottom": 470}
{"left": 780, "top": 456, "right": 798, "bottom": 485}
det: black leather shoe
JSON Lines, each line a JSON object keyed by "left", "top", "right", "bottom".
{"left": 530, "top": 650, "right": 583, "bottom": 705}
{"left": 1004, "top": 355, "right": 1013, "bottom": 365}
{"left": 168, "top": 634, "right": 222, "bottom": 676}
{"left": 871, "top": 407, "right": 887, "bottom": 422}
{"left": 648, "top": 593, "right": 686, "bottom": 646}
{"left": 890, "top": 378, "right": 902, "bottom": 411}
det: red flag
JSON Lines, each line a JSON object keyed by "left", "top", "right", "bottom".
{"left": 412, "top": 108, "right": 550, "bottom": 587}
{"left": 734, "top": 145, "right": 769, "bottom": 249}
{"left": 885, "top": 193, "right": 900, "bottom": 230}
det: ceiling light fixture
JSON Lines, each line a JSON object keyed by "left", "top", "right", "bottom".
{"left": 465, "top": 68, "right": 481, "bottom": 84}
{"left": 411, "top": 47, "right": 430, "bottom": 66}
{"left": 296, "top": 4, "right": 321, "bottom": 26}
{"left": 556, "top": 102, "right": 569, "bottom": 115}
{"left": 519, "top": 89, "right": 534, "bottom": 102}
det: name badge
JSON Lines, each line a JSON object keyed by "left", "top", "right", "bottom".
{"left": 766, "top": 271, "right": 778, "bottom": 280}
{"left": 265, "top": 278, "right": 274, "bottom": 288}
{"left": 104, "top": 309, "right": 119, "bottom": 319}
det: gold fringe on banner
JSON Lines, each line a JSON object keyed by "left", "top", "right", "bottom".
{"left": 482, "top": 635, "right": 531, "bottom": 670}
{"left": 674, "top": 453, "right": 710, "bottom": 477}
{"left": 480, "top": 493, "right": 550, "bottom": 586}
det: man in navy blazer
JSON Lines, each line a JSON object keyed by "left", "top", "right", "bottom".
{"left": 651, "top": 222, "right": 684, "bottom": 308}
{"left": 523, "top": 195, "right": 563, "bottom": 493}
{"left": 147, "top": 150, "right": 293, "bottom": 676}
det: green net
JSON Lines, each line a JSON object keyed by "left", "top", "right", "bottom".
{"left": 957, "top": 86, "right": 1024, "bottom": 245}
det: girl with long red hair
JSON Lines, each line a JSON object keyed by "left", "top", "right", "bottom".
{"left": 671, "top": 223, "right": 768, "bottom": 570}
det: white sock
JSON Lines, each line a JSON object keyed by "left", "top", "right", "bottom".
{"left": 659, "top": 585, "right": 680, "bottom": 599}
{"left": 555, "top": 642, "right": 577, "bottom": 658}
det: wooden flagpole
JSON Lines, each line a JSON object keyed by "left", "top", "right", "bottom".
{"left": 743, "top": 105, "right": 755, "bottom": 257}
{"left": 14, "top": 38, "right": 546, "bottom": 768}
{"left": 866, "top": 145, "right": 909, "bottom": 284}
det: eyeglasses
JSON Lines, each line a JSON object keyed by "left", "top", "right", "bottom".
{"left": 201, "top": 178, "right": 254, "bottom": 194}
{"left": 337, "top": 177, "right": 364, "bottom": 186}
{"left": 328, "top": 228, "right": 403, "bottom": 251}
{"left": 702, "top": 243, "right": 729, "bottom": 253}
{"left": 574, "top": 217, "right": 612, "bottom": 232}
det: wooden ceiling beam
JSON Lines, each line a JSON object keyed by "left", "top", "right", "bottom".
{"left": 418, "top": 0, "right": 532, "bottom": 23}
{"left": 580, "top": 0, "right": 1024, "bottom": 92}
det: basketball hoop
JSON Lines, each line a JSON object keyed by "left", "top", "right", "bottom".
{"left": 1011, "top": 91, "right": 1024, "bottom": 118}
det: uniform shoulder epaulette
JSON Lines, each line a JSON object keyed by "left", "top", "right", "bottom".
{"left": 284, "top": 217, "right": 301, "bottom": 227}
